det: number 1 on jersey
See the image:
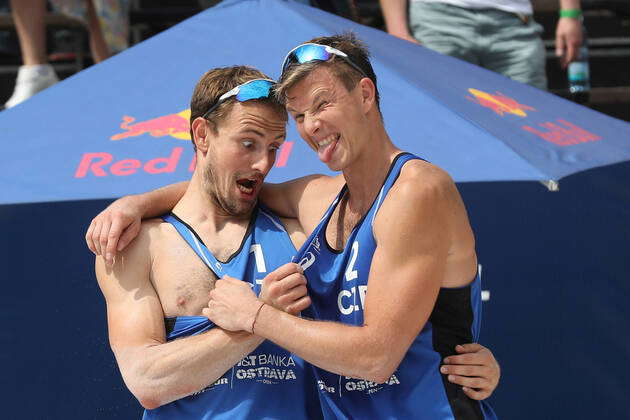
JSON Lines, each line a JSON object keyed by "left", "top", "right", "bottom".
{"left": 250, "top": 244, "right": 267, "bottom": 273}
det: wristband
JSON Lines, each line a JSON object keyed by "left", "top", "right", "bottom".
{"left": 251, "top": 302, "right": 266, "bottom": 334}
{"left": 559, "top": 9, "right": 582, "bottom": 18}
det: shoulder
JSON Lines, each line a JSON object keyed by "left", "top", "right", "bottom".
{"left": 301, "top": 173, "right": 345, "bottom": 199}
{"left": 270, "top": 173, "right": 344, "bottom": 198}
{"left": 95, "top": 218, "right": 166, "bottom": 292}
{"left": 127, "top": 218, "right": 169, "bottom": 256}
{"left": 372, "top": 161, "right": 457, "bottom": 258}
{"left": 392, "top": 159, "right": 456, "bottom": 204}
{"left": 373, "top": 160, "right": 457, "bottom": 235}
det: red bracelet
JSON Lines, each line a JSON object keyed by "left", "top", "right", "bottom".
{"left": 251, "top": 302, "right": 266, "bottom": 334}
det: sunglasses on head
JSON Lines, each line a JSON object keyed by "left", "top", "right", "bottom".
{"left": 280, "top": 43, "right": 368, "bottom": 78}
{"left": 202, "top": 78, "right": 276, "bottom": 119}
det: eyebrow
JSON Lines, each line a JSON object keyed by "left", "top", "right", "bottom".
{"left": 239, "top": 128, "right": 265, "bottom": 137}
{"left": 239, "top": 127, "right": 286, "bottom": 141}
{"left": 287, "top": 91, "right": 330, "bottom": 114}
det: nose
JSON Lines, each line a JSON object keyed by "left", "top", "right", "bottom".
{"left": 251, "top": 149, "right": 273, "bottom": 174}
{"left": 303, "top": 114, "right": 321, "bottom": 138}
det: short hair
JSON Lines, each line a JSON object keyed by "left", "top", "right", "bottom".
{"left": 189, "top": 66, "right": 286, "bottom": 150}
{"left": 276, "top": 33, "right": 380, "bottom": 110}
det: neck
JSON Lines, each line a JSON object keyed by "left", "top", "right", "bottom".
{"left": 173, "top": 169, "right": 253, "bottom": 235}
{"left": 342, "top": 118, "right": 400, "bottom": 211}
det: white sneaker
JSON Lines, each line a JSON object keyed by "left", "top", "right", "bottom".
{"left": 4, "top": 64, "right": 59, "bottom": 109}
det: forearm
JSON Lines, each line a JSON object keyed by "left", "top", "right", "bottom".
{"left": 117, "top": 329, "right": 263, "bottom": 409}
{"left": 379, "top": 0, "right": 411, "bottom": 36}
{"left": 253, "top": 305, "right": 398, "bottom": 383}
{"left": 136, "top": 181, "right": 188, "bottom": 219}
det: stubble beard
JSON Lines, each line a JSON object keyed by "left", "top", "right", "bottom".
{"left": 202, "top": 160, "right": 256, "bottom": 217}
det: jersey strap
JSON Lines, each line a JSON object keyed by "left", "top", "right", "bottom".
{"left": 162, "top": 212, "right": 254, "bottom": 280}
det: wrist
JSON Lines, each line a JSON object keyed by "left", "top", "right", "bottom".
{"left": 131, "top": 192, "right": 153, "bottom": 217}
{"left": 251, "top": 302, "right": 266, "bottom": 334}
{"left": 559, "top": 9, "right": 582, "bottom": 19}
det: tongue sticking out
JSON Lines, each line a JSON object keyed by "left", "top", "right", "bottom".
{"left": 318, "top": 136, "right": 338, "bottom": 163}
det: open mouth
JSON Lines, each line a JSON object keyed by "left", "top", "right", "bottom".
{"left": 236, "top": 177, "right": 259, "bottom": 196}
{"left": 316, "top": 133, "right": 340, "bottom": 163}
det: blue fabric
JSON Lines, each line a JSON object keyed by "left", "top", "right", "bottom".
{"left": 1, "top": 0, "right": 629, "bottom": 205}
{"left": 294, "top": 153, "right": 496, "bottom": 419}
{"left": 143, "top": 207, "right": 321, "bottom": 420}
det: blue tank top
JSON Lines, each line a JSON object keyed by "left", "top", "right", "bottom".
{"left": 143, "top": 206, "right": 321, "bottom": 420}
{"left": 295, "top": 153, "right": 497, "bottom": 419}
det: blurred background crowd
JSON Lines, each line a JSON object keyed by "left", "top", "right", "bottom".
{"left": 0, "top": 0, "right": 628, "bottom": 120}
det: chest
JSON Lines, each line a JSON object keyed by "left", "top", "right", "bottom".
{"left": 325, "top": 198, "right": 366, "bottom": 251}
{"left": 153, "top": 218, "right": 296, "bottom": 318}
{"left": 151, "top": 242, "right": 218, "bottom": 317}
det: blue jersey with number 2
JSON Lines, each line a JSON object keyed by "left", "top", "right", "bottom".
{"left": 295, "top": 153, "right": 497, "bottom": 420}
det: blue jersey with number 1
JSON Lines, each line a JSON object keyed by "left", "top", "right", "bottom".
{"left": 295, "top": 153, "right": 497, "bottom": 420}
{"left": 143, "top": 206, "right": 321, "bottom": 420}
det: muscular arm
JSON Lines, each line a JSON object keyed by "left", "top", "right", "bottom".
{"left": 96, "top": 229, "right": 263, "bottom": 409}
{"left": 207, "top": 171, "right": 452, "bottom": 382}
{"left": 87, "top": 175, "right": 340, "bottom": 264}
{"left": 259, "top": 176, "right": 316, "bottom": 219}
{"left": 260, "top": 174, "right": 341, "bottom": 224}
{"left": 86, "top": 181, "right": 188, "bottom": 263}
{"left": 379, "top": 0, "right": 418, "bottom": 43}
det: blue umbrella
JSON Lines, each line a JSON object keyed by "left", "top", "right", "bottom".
{"left": 1, "top": 0, "right": 629, "bottom": 205}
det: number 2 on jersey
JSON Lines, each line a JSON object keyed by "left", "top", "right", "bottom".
{"left": 345, "top": 241, "right": 359, "bottom": 281}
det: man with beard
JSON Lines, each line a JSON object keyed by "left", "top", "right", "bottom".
{"left": 88, "top": 37, "right": 501, "bottom": 419}
{"left": 94, "top": 66, "right": 319, "bottom": 419}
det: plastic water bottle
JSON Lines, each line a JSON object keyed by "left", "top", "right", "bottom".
{"left": 567, "top": 23, "right": 590, "bottom": 104}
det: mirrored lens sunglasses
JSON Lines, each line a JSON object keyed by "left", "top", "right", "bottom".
{"left": 202, "top": 78, "right": 276, "bottom": 119}
{"left": 280, "top": 43, "right": 368, "bottom": 78}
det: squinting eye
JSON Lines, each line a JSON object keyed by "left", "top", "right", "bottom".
{"left": 242, "top": 140, "right": 254, "bottom": 148}
{"left": 269, "top": 144, "right": 280, "bottom": 152}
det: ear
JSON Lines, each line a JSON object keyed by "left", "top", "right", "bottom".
{"left": 191, "top": 117, "right": 212, "bottom": 153}
{"left": 358, "top": 77, "right": 376, "bottom": 114}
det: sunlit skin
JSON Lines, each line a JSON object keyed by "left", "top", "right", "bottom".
{"left": 90, "top": 98, "right": 314, "bottom": 411}
{"left": 285, "top": 66, "right": 402, "bottom": 221}
{"left": 285, "top": 67, "right": 382, "bottom": 174}
{"left": 193, "top": 101, "right": 287, "bottom": 219}
{"left": 86, "top": 71, "right": 502, "bottom": 403}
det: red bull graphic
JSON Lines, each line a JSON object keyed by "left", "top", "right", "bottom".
{"left": 74, "top": 109, "right": 296, "bottom": 178}
{"left": 467, "top": 88, "right": 602, "bottom": 147}
{"left": 467, "top": 88, "right": 535, "bottom": 117}
{"left": 111, "top": 109, "right": 192, "bottom": 140}
{"left": 522, "top": 119, "right": 601, "bottom": 146}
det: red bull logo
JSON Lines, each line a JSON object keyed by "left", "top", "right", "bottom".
{"left": 467, "top": 88, "right": 601, "bottom": 146}
{"left": 522, "top": 119, "right": 601, "bottom": 146}
{"left": 111, "top": 109, "right": 192, "bottom": 141}
{"left": 74, "top": 109, "right": 295, "bottom": 179}
{"left": 467, "top": 88, "right": 535, "bottom": 117}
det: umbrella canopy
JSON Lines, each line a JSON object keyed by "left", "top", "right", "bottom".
{"left": 1, "top": 0, "right": 629, "bottom": 205}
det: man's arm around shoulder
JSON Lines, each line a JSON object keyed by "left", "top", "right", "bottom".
{"left": 261, "top": 174, "right": 344, "bottom": 228}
